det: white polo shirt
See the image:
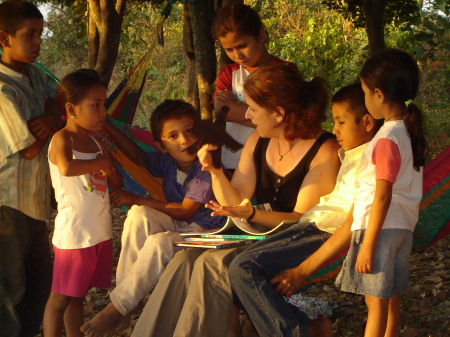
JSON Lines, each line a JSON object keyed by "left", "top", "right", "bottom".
{"left": 301, "top": 143, "right": 366, "bottom": 234}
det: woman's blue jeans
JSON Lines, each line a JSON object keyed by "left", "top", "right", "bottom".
{"left": 229, "top": 222, "right": 331, "bottom": 337}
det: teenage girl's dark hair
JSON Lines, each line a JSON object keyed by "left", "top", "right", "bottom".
{"left": 150, "top": 99, "right": 199, "bottom": 142}
{"left": 0, "top": 1, "right": 43, "bottom": 35}
{"left": 211, "top": 3, "right": 266, "bottom": 40}
{"left": 57, "top": 69, "right": 105, "bottom": 114}
{"left": 244, "top": 64, "right": 328, "bottom": 140}
{"left": 360, "top": 48, "right": 428, "bottom": 170}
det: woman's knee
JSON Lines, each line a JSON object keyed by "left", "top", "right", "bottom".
{"left": 175, "top": 249, "right": 203, "bottom": 267}
{"left": 196, "top": 248, "right": 239, "bottom": 268}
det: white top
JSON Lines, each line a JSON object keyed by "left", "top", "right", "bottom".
{"left": 223, "top": 65, "right": 254, "bottom": 169}
{"left": 352, "top": 120, "right": 422, "bottom": 232}
{"left": 49, "top": 137, "right": 112, "bottom": 249}
{"left": 301, "top": 144, "right": 366, "bottom": 234}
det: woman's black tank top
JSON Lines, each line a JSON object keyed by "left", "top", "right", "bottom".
{"left": 253, "top": 132, "right": 335, "bottom": 213}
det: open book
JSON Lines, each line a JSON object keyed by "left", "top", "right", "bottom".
{"left": 181, "top": 216, "right": 299, "bottom": 238}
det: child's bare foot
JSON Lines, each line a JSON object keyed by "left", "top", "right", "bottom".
{"left": 227, "top": 303, "right": 242, "bottom": 337}
{"left": 80, "top": 302, "right": 123, "bottom": 337}
{"left": 241, "top": 315, "right": 258, "bottom": 337}
{"left": 307, "top": 318, "right": 333, "bottom": 337}
{"left": 111, "top": 313, "right": 132, "bottom": 334}
{"left": 111, "top": 303, "right": 141, "bottom": 334}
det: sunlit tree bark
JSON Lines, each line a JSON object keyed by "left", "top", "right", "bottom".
{"left": 87, "top": 0, "right": 126, "bottom": 86}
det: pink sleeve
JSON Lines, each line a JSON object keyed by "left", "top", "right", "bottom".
{"left": 373, "top": 138, "right": 401, "bottom": 183}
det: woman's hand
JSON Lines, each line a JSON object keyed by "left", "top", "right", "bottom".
{"left": 205, "top": 199, "right": 254, "bottom": 219}
{"left": 270, "top": 265, "right": 309, "bottom": 298}
{"left": 110, "top": 189, "right": 140, "bottom": 208}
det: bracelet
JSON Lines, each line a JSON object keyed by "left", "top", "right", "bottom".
{"left": 244, "top": 206, "right": 256, "bottom": 222}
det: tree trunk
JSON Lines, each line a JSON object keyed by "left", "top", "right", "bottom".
{"left": 87, "top": 6, "right": 99, "bottom": 69}
{"left": 182, "top": 3, "right": 199, "bottom": 111}
{"left": 363, "top": 0, "right": 386, "bottom": 57}
{"left": 188, "top": 0, "right": 216, "bottom": 120}
{"left": 87, "top": 0, "right": 126, "bottom": 87}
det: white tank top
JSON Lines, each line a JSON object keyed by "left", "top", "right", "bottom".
{"left": 49, "top": 136, "right": 112, "bottom": 249}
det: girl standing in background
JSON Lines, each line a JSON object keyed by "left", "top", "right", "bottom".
{"left": 212, "top": 3, "right": 297, "bottom": 169}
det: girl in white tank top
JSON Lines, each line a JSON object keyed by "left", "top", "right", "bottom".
{"left": 43, "top": 69, "right": 123, "bottom": 337}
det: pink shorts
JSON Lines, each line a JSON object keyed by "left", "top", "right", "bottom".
{"left": 52, "top": 239, "right": 112, "bottom": 297}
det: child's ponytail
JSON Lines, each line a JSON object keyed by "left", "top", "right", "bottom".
{"left": 404, "top": 102, "right": 428, "bottom": 170}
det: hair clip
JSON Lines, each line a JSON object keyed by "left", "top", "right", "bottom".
{"left": 405, "top": 99, "right": 415, "bottom": 107}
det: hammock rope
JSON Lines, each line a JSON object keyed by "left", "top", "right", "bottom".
{"left": 106, "top": 4, "right": 171, "bottom": 124}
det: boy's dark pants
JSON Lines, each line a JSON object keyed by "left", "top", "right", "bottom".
{"left": 0, "top": 206, "right": 52, "bottom": 337}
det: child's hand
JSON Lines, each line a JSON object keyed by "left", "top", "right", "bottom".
{"left": 28, "top": 116, "right": 52, "bottom": 139}
{"left": 216, "top": 90, "right": 236, "bottom": 103}
{"left": 271, "top": 266, "right": 308, "bottom": 298}
{"left": 110, "top": 189, "right": 140, "bottom": 208}
{"left": 355, "top": 245, "right": 374, "bottom": 274}
{"left": 94, "top": 154, "right": 116, "bottom": 177}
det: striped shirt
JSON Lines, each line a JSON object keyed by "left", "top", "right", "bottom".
{"left": 0, "top": 63, "right": 57, "bottom": 220}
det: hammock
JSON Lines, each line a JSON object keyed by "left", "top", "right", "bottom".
{"left": 95, "top": 6, "right": 174, "bottom": 208}
{"left": 413, "top": 146, "right": 450, "bottom": 249}
{"left": 96, "top": 2, "right": 177, "bottom": 206}
{"left": 302, "top": 146, "right": 450, "bottom": 289}
{"left": 96, "top": 118, "right": 166, "bottom": 204}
